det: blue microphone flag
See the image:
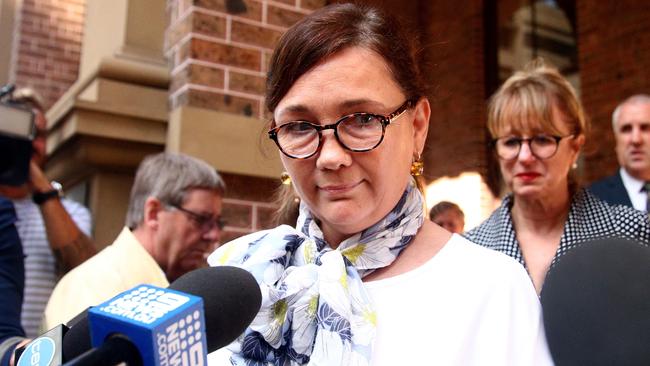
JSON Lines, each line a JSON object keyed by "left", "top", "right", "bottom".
{"left": 88, "top": 284, "right": 207, "bottom": 366}
{"left": 16, "top": 325, "right": 67, "bottom": 366}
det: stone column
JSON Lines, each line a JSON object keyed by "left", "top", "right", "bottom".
{"left": 46, "top": 0, "right": 170, "bottom": 246}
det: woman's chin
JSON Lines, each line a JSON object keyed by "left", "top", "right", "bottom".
{"left": 317, "top": 208, "right": 372, "bottom": 237}
{"left": 512, "top": 184, "right": 545, "bottom": 199}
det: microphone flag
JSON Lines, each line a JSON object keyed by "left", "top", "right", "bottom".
{"left": 15, "top": 325, "right": 68, "bottom": 366}
{"left": 88, "top": 284, "right": 207, "bottom": 366}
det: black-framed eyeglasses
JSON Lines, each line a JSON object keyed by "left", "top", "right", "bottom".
{"left": 492, "top": 134, "right": 574, "bottom": 161}
{"left": 167, "top": 204, "right": 225, "bottom": 232}
{"left": 268, "top": 99, "right": 414, "bottom": 159}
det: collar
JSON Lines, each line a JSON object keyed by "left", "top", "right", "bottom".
{"left": 620, "top": 168, "right": 645, "bottom": 193}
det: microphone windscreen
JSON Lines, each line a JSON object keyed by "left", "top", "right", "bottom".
{"left": 540, "top": 237, "right": 650, "bottom": 366}
{"left": 62, "top": 310, "right": 91, "bottom": 361}
{"left": 169, "top": 266, "right": 262, "bottom": 352}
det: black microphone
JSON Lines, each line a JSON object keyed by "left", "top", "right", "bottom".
{"left": 540, "top": 237, "right": 650, "bottom": 366}
{"left": 167, "top": 266, "right": 262, "bottom": 353}
{"left": 17, "top": 266, "right": 261, "bottom": 366}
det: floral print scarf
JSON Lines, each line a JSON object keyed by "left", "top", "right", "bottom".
{"left": 207, "top": 182, "right": 425, "bottom": 365}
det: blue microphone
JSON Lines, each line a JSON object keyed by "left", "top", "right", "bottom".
{"left": 60, "top": 266, "right": 261, "bottom": 366}
{"left": 85, "top": 284, "right": 207, "bottom": 366}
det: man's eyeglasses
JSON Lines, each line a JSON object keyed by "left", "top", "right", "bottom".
{"left": 268, "top": 100, "right": 414, "bottom": 159}
{"left": 492, "top": 134, "right": 574, "bottom": 161}
{"left": 167, "top": 204, "right": 225, "bottom": 232}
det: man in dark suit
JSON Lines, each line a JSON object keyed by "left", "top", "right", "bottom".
{"left": 590, "top": 94, "right": 650, "bottom": 211}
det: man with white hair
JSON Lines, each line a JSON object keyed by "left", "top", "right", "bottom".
{"left": 42, "top": 152, "right": 226, "bottom": 329}
{"left": 590, "top": 94, "right": 650, "bottom": 211}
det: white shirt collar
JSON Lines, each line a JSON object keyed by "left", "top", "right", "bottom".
{"left": 620, "top": 168, "right": 645, "bottom": 192}
{"left": 620, "top": 168, "right": 647, "bottom": 211}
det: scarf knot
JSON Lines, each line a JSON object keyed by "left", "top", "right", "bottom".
{"left": 208, "top": 183, "right": 425, "bottom": 365}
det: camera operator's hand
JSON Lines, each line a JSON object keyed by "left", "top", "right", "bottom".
{"left": 0, "top": 160, "right": 46, "bottom": 199}
{"left": 27, "top": 160, "right": 53, "bottom": 195}
{"left": 0, "top": 160, "right": 58, "bottom": 198}
{"left": 23, "top": 160, "right": 97, "bottom": 275}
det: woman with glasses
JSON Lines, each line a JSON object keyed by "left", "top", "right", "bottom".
{"left": 208, "top": 3, "right": 552, "bottom": 365}
{"left": 465, "top": 61, "right": 650, "bottom": 295}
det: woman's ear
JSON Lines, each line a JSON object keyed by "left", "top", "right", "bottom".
{"left": 573, "top": 134, "right": 586, "bottom": 152}
{"left": 412, "top": 97, "right": 431, "bottom": 155}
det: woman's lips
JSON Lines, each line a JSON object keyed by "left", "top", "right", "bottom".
{"left": 319, "top": 181, "right": 361, "bottom": 195}
{"left": 516, "top": 172, "right": 541, "bottom": 182}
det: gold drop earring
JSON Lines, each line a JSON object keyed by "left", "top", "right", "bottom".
{"left": 280, "top": 171, "right": 292, "bottom": 185}
{"left": 410, "top": 153, "right": 424, "bottom": 177}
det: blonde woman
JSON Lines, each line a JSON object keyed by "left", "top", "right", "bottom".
{"left": 465, "top": 62, "right": 650, "bottom": 294}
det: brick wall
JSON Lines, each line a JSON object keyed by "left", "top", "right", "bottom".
{"left": 419, "top": 1, "right": 489, "bottom": 181}
{"left": 166, "top": 0, "right": 326, "bottom": 240}
{"left": 577, "top": 0, "right": 650, "bottom": 183}
{"left": 167, "top": 0, "right": 325, "bottom": 119}
{"left": 12, "top": 0, "right": 85, "bottom": 109}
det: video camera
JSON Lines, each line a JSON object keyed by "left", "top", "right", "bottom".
{"left": 0, "top": 84, "right": 35, "bottom": 186}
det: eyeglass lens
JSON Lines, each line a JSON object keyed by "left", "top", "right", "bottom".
{"left": 496, "top": 135, "right": 560, "bottom": 160}
{"left": 275, "top": 114, "right": 385, "bottom": 158}
{"left": 171, "top": 205, "right": 224, "bottom": 232}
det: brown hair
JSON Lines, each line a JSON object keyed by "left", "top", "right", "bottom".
{"left": 429, "top": 201, "right": 464, "bottom": 221}
{"left": 267, "top": 3, "right": 427, "bottom": 226}
{"left": 487, "top": 59, "right": 589, "bottom": 139}
{"left": 266, "top": 2, "right": 426, "bottom": 115}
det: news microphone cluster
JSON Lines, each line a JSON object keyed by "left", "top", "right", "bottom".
{"left": 14, "top": 266, "right": 262, "bottom": 366}
{"left": 88, "top": 284, "right": 207, "bottom": 366}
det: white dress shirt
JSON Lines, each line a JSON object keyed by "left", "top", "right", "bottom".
{"left": 620, "top": 168, "right": 647, "bottom": 211}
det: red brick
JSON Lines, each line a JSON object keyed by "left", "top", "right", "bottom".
{"left": 13, "top": 0, "right": 84, "bottom": 109}
{"left": 193, "top": 0, "right": 262, "bottom": 21}
{"left": 221, "top": 173, "right": 279, "bottom": 202}
{"left": 299, "top": 0, "right": 326, "bottom": 11}
{"left": 177, "top": 88, "right": 260, "bottom": 117}
{"left": 188, "top": 38, "right": 262, "bottom": 71}
{"left": 266, "top": 4, "right": 305, "bottom": 28}
{"left": 229, "top": 70, "right": 265, "bottom": 95}
{"left": 193, "top": 11, "right": 227, "bottom": 39}
{"left": 171, "top": 63, "right": 226, "bottom": 93}
{"left": 223, "top": 202, "right": 253, "bottom": 229}
{"left": 271, "top": 0, "right": 295, "bottom": 6}
{"left": 256, "top": 206, "right": 279, "bottom": 230}
{"left": 231, "top": 20, "right": 283, "bottom": 49}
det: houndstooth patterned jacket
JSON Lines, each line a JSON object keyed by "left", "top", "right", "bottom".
{"left": 464, "top": 189, "right": 650, "bottom": 268}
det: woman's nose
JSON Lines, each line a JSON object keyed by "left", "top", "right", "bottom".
{"left": 316, "top": 131, "right": 353, "bottom": 170}
{"left": 517, "top": 141, "right": 535, "bottom": 162}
